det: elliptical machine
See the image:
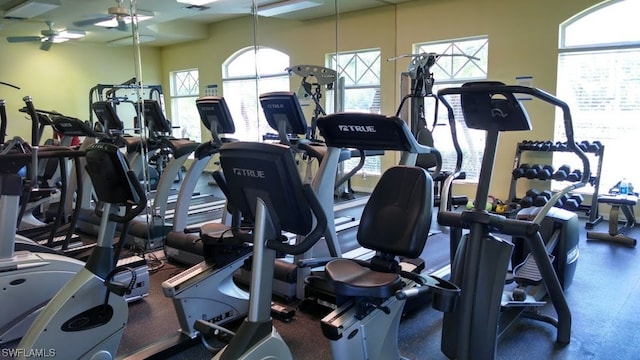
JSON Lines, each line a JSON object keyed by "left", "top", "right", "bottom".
{"left": 432, "top": 82, "right": 589, "bottom": 359}
{"left": 0, "top": 97, "right": 85, "bottom": 345}
{"left": 17, "top": 142, "right": 147, "bottom": 359}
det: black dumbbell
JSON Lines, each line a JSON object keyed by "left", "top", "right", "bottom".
{"left": 556, "top": 193, "right": 569, "bottom": 208}
{"left": 533, "top": 190, "right": 553, "bottom": 207}
{"left": 588, "top": 140, "right": 603, "bottom": 153}
{"left": 577, "top": 141, "right": 590, "bottom": 152}
{"left": 567, "top": 169, "right": 582, "bottom": 182}
{"left": 520, "top": 140, "right": 533, "bottom": 151}
{"left": 513, "top": 164, "right": 531, "bottom": 179}
{"left": 520, "top": 188, "right": 541, "bottom": 208}
{"left": 552, "top": 165, "right": 571, "bottom": 181}
{"left": 540, "top": 141, "right": 553, "bottom": 151}
{"left": 564, "top": 194, "right": 584, "bottom": 211}
{"left": 537, "top": 165, "right": 555, "bottom": 180}
{"left": 554, "top": 141, "right": 568, "bottom": 152}
{"left": 525, "top": 164, "right": 543, "bottom": 179}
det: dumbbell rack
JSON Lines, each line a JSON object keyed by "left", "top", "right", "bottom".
{"left": 508, "top": 140, "right": 604, "bottom": 228}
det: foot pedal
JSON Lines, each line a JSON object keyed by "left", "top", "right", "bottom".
{"left": 512, "top": 253, "right": 555, "bottom": 286}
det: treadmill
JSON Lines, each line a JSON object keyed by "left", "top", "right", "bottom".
{"left": 163, "top": 96, "right": 237, "bottom": 265}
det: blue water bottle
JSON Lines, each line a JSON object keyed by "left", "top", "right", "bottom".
{"left": 619, "top": 178, "right": 629, "bottom": 195}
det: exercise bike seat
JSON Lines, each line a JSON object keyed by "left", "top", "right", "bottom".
{"left": 324, "top": 165, "right": 433, "bottom": 300}
{"left": 325, "top": 259, "right": 402, "bottom": 298}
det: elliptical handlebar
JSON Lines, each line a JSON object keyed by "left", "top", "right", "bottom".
{"left": 437, "top": 82, "right": 590, "bottom": 226}
{"left": 22, "top": 97, "right": 40, "bottom": 149}
{"left": 266, "top": 184, "right": 328, "bottom": 255}
{"left": 437, "top": 84, "right": 590, "bottom": 186}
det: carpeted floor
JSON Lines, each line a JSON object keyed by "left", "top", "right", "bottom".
{"left": 3, "top": 173, "right": 639, "bottom": 359}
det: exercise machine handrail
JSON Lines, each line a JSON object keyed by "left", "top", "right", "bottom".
{"left": 437, "top": 83, "right": 590, "bottom": 226}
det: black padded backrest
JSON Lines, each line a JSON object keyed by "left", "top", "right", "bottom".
{"left": 317, "top": 112, "right": 419, "bottom": 151}
{"left": 219, "top": 141, "right": 313, "bottom": 236}
{"left": 140, "top": 100, "right": 172, "bottom": 134}
{"left": 357, "top": 166, "right": 433, "bottom": 258}
{"left": 84, "top": 142, "right": 138, "bottom": 205}
{"left": 196, "top": 96, "right": 236, "bottom": 135}
{"left": 415, "top": 128, "right": 438, "bottom": 170}
{"left": 91, "top": 101, "right": 124, "bottom": 132}
{"left": 259, "top": 91, "right": 308, "bottom": 135}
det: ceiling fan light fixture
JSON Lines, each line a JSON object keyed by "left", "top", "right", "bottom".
{"left": 47, "top": 37, "right": 68, "bottom": 43}
{"left": 257, "top": 0, "right": 323, "bottom": 17}
{"left": 94, "top": 10, "right": 154, "bottom": 28}
{"left": 176, "top": 0, "right": 219, "bottom": 6}
{"left": 58, "top": 29, "right": 86, "bottom": 39}
{"left": 5, "top": 0, "right": 61, "bottom": 19}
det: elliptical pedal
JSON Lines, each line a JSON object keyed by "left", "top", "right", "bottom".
{"left": 513, "top": 253, "right": 555, "bottom": 286}
{"left": 502, "top": 253, "right": 555, "bottom": 307}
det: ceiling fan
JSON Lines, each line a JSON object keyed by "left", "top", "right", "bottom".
{"left": 72, "top": 0, "right": 132, "bottom": 32}
{"left": 6, "top": 21, "right": 86, "bottom": 51}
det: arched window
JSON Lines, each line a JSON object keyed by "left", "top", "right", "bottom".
{"left": 222, "top": 46, "right": 290, "bottom": 141}
{"left": 556, "top": 0, "right": 640, "bottom": 191}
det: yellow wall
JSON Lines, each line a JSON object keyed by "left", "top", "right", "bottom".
{"left": 159, "top": 0, "right": 604, "bottom": 201}
{"left": 0, "top": 0, "right": 606, "bottom": 203}
{"left": 0, "top": 41, "right": 161, "bottom": 140}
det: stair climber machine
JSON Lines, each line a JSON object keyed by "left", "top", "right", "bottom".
{"left": 0, "top": 97, "right": 85, "bottom": 345}
{"left": 163, "top": 96, "right": 238, "bottom": 266}
{"left": 197, "top": 140, "right": 459, "bottom": 360}
{"left": 16, "top": 141, "right": 150, "bottom": 359}
{"left": 432, "top": 82, "right": 588, "bottom": 359}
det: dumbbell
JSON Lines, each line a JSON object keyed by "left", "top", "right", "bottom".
{"left": 520, "top": 188, "right": 541, "bottom": 208}
{"left": 556, "top": 193, "right": 569, "bottom": 208}
{"left": 588, "top": 140, "right": 603, "bottom": 153}
{"left": 577, "top": 141, "right": 590, "bottom": 152}
{"left": 539, "top": 141, "right": 554, "bottom": 151}
{"left": 525, "top": 164, "right": 543, "bottom": 179}
{"left": 554, "top": 141, "right": 568, "bottom": 152}
{"left": 512, "top": 164, "right": 531, "bottom": 179}
{"left": 537, "top": 165, "right": 555, "bottom": 180}
{"left": 552, "top": 165, "right": 571, "bottom": 181}
{"left": 567, "top": 169, "right": 582, "bottom": 182}
{"left": 533, "top": 190, "right": 554, "bottom": 207}
{"left": 520, "top": 140, "right": 534, "bottom": 151}
{"left": 563, "top": 194, "right": 584, "bottom": 211}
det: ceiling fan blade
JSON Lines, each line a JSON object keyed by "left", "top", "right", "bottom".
{"left": 73, "top": 15, "right": 114, "bottom": 27}
{"left": 7, "top": 36, "right": 43, "bottom": 43}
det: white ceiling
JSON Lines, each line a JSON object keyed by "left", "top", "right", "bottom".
{"left": 0, "top": 0, "right": 414, "bottom": 47}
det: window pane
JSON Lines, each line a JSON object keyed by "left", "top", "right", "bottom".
{"left": 555, "top": 49, "right": 640, "bottom": 190}
{"left": 414, "top": 36, "right": 489, "bottom": 181}
{"left": 171, "top": 97, "right": 201, "bottom": 142}
{"left": 170, "top": 69, "right": 201, "bottom": 142}
{"left": 562, "top": 0, "right": 640, "bottom": 48}
{"left": 327, "top": 49, "right": 382, "bottom": 175}
{"left": 171, "top": 70, "right": 199, "bottom": 96}
{"left": 223, "top": 47, "right": 290, "bottom": 141}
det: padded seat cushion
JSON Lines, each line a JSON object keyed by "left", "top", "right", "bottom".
{"left": 325, "top": 258, "right": 402, "bottom": 298}
{"left": 167, "top": 138, "right": 200, "bottom": 158}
